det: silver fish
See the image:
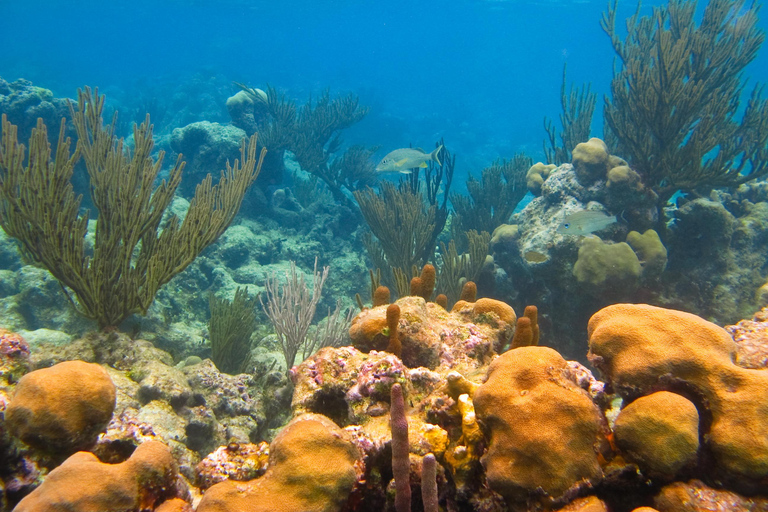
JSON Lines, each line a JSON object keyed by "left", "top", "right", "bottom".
{"left": 557, "top": 210, "right": 617, "bottom": 236}
{"left": 375, "top": 146, "right": 443, "bottom": 173}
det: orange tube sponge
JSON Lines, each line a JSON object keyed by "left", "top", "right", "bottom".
{"left": 410, "top": 277, "right": 423, "bottom": 297}
{"left": 435, "top": 294, "right": 448, "bottom": 309}
{"left": 524, "top": 305, "right": 539, "bottom": 346}
{"left": 460, "top": 281, "right": 477, "bottom": 303}
{"left": 386, "top": 303, "right": 402, "bottom": 357}
{"left": 510, "top": 317, "right": 534, "bottom": 349}
{"left": 373, "top": 285, "right": 391, "bottom": 307}
{"left": 390, "top": 383, "right": 412, "bottom": 512}
{"left": 419, "top": 264, "right": 436, "bottom": 301}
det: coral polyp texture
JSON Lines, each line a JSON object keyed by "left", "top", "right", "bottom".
{"left": 196, "top": 414, "right": 360, "bottom": 512}
{"left": 588, "top": 303, "right": 768, "bottom": 487}
{"left": 6, "top": 360, "right": 116, "bottom": 453}
{"left": 473, "top": 346, "right": 606, "bottom": 505}
{"left": 13, "top": 440, "right": 181, "bottom": 511}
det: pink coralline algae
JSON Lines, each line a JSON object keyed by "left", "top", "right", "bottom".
{"left": 351, "top": 352, "right": 408, "bottom": 401}
{"left": 195, "top": 441, "right": 270, "bottom": 490}
{"left": 726, "top": 306, "right": 768, "bottom": 369}
{"left": 0, "top": 329, "right": 29, "bottom": 384}
{"left": 0, "top": 329, "right": 29, "bottom": 358}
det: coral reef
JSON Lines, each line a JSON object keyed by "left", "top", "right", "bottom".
{"left": 2, "top": 299, "right": 768, "bottom": 511}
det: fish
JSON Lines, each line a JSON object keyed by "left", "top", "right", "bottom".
{"left": 556, "top": 210, "right": 617, "bottom": 236}
{"left": 375, "top": 146, "right": 443, "bottom": 173}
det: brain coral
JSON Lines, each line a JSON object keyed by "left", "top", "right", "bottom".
{"left": 588, "top": 304, "right": 768, "bottom": 485}
{"left": 473, "top": 346, "right": 605, "bottom": 505}
{"left": 196, "top": 413, "right": 360, "bottom": 512}
{"left": 6, "top": 360, "right": 116, "bottom": 453}
{"left": 13, "top": 440, "right": 179, "bottom": 511}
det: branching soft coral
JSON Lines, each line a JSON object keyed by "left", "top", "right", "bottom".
{"left": 602, "top": 0, "right": 768, "bottom": 204}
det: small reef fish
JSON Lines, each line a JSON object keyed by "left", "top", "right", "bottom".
{"left": 375, "top": 146, "right": 443, "bottom": 173}
{"left": 556, "top": 210, "right": 617, "bottom": 236}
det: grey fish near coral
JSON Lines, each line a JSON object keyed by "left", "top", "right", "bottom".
{"left": 375, "top": 146, "right": 443, "bottom": 173}
{"left": 556, "top": 210, "right": 617, "bottom": 236}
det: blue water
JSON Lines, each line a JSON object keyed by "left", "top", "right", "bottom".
{"left": 2, "top": 0, "right": 768, "bottom": 176}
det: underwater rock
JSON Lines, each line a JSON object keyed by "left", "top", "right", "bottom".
{"left": 170, "top": 121, "right": 247, "bottom": 197}
{"left": 726, "top": 306, "right": 768, "bottom": 369}
{"left": 349, "top": 296, "right": 510, "bottom": 371}
{"left": 0, "top": 328, "right": 29, "bottom": 386}
{"left": 0, "top": 77, "right": 72, "bottom": 144}
{"left": 195, "top": 441, "right": 270, "bottom": 490}
{"left": 6, "top": 360, "right": 116, "bottom": 454}
{"left": 196, "top": 413, "right": 360, "bottom": 512}
{"left": 473, "top": 346, "right": 606, "bottom": 506}
{"left": 226, "top": 90, "right": 260, "bottom": 134}
{"left": 13, "top": 440, "right": 184, "bottom": 512}
{"left": 588, "top": 304, "right": 768, "bottom": 488}
{"left": 555, "top": 496, "right": 609, "bottom": 512}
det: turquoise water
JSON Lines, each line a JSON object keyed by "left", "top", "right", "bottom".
{"left": 5, "top": 0, "right": 766, "bottom": 171}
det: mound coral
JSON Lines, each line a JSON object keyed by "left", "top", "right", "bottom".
{"left": 6, "top": 360, "right": 116, "bottom": 453}
{"left": 571, "top": 137, "right": 610, "bottom": 184}
{"left": 588, "top": 303, "right": 768, "bottom": 486}
{"left": 473, "top": 346, "right": 606, "bottom": 505}
{"left": 13, "top": 440, "right": 180, "bottom": 511}
{"left": 526, "top": 162, "right": 556, "bottom": 195}
{"left": 572, "top": 237, "right": 641, "bottom": 293}
{"left": 625, "top": 229, "right": 667, "bottom": 278}
{"left": 196, "top": 414, "right": 360, "bottom": 512}
{"left": 613, "top": 391, "right": 699, "bottom": 479}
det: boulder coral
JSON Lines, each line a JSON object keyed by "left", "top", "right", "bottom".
{"left": 6, "top": 360, "right": 116, "bottom": 453}
{"left": 625, "top": 229, "right": 667, "bottom": 278}
{"left": 526, "top": 162, "right": 556, "bottom": 195}
{"left": 13, "top": 440, "right": 181, "bottom": 511}
{"left": 572, "top": 237, "right": 642, "bottom": 294}
{"left": 571, "top": 138, "right": 610, "bottom": 184}
{"left": 613, "top": 391, "right": 699, "bottom": 479}
{"left": 473, "top": 346, "right": 606, "bottom": 505}
{"left": 588, "top": 303, "right": 768, "bottom": 486}
{"left": 196, "top": 414, "right": 360, "bottom": 512}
